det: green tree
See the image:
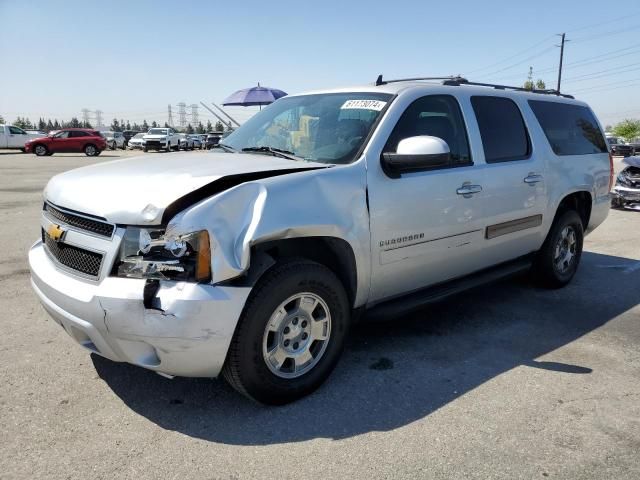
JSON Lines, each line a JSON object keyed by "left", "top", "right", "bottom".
{"left": 206, "top": 120, "right": 212, "bottom": 132}
{"left": 38, "top": 118, "right": 46, "bottom": 131}
{"left": 214, "top": 120, "right": 224, "bottom": 132}
{"left": 196, "top": 121, "right": 205, "bottom": 134}
{"left": 0, "top": 114, "right": 5, "bottom": 124}
{"left": 142, "top": 120, "right": 149, "bottom": 131}
{"left": 612, "top": 119, "right": 640, "bottom": 142}
{"left": 110, "top": 119, "right": 120, "bottom": 132}
{"left": 536, "top": 79, "right": 546, "bottom": 90}
{"left": 186, "top": 123, "right": 194, "bottom": 134}
{"left": 151, "top": 121, "right": 158, "bottom": 128}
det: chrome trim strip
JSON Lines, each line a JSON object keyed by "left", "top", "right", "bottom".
{"left": 44, "top": 202, "right": 115, "bottom": 240}
{"left": 486, "top": 214, "right": 543, "bottom": 239}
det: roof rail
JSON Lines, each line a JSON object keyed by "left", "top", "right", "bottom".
{"left": 375, "top": 74, "right": 467, "bottom": 86}
{"left": 442, "top": 78, "right": 575, "bottom": 99}
{"left": 374, "top": 74, "right": 574, "bottom": 99}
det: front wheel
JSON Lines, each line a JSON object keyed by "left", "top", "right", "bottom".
{"left": 165, "top": 142, "right": 171, "bottom": 152}
{"left": 223, "top": 260, "right": 350, "bottom": 405}
{"left": 34, "top": 144, "right": 48, "bottom": 156}
{"left": 532, "top": 210, "right": 584, "bottom": 288}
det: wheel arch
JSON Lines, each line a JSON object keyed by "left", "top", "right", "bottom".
{"left": 234, "top": 236, "right": 359, "bottom": 309}
{"left": 553, "top": 190, "right": 592, "bottom": 230}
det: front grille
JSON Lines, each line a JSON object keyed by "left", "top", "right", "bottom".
{"left": 44, "top": 203, "right": 114, "bottom": 238}
{"left": 42, "top": 229, "right": 103, "bottom": 278}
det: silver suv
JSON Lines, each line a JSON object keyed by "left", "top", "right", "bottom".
{"left": 29, "top": 77, "right": 612, "bottom": 404}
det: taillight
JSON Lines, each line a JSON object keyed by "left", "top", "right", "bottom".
{"left": 608, "top": 152, "right": 614, "bottom": 191}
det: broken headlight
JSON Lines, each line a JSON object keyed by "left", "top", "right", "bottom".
{"left": 114, "top": 228, "right": 211, "bottom": 282}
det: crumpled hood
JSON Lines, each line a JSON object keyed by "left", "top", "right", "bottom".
{"left": 44, "top": 152, "right": 327, "bottom": 225}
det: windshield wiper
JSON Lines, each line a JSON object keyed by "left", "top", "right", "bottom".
{"left": 241, "top": 146, "right": 302, "bottom": 161}
{"left": 215, "top": 143, "right": 236, "bottom": 152}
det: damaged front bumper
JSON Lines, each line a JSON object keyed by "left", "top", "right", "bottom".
{"left": 29, "top": 240, "right": 251, "bottom": 377}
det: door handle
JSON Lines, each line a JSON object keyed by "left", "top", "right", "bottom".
{"left": 456, "top": 184, "right": 482, "bottom": 196}
{"left": 524, "top": 174, "right": 543, "bottom": 185}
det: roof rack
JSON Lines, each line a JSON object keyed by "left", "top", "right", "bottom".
{"left": 374, "top": 74, "right": 575, "bottom": 99}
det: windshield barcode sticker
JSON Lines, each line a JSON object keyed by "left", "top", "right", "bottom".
{"left": 341, "top": 100, "right": 387, "bottom": 111}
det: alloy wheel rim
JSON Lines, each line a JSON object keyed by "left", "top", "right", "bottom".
{"left": 35, "top": 146, "right": 46, "bottom": 155}
{"left": 86, "top": 145, "right": 96, "bottom": 155}
{"left": 262, "top": 292, "right": 332, "bottom": 379}
{"left": 553, "top": 225, "right": 577, "bottom": 274}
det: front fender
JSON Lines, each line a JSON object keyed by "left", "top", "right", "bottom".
{"left": 167, "top": 164, "right": 371, "bottom": 307}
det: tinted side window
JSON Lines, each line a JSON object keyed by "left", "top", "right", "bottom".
{"left": 471, "top": 96, "right": 530, "bottom": 163}
{"left": 69, "top": 131, "right": 88, "bottom": 138}
{"left": 9, "top": 126, "right": 26, "bottom": 134}
{"left": 528, "top": 101, "right": 607, "bottom": 155}
{"left": 385, "top": 95, "right": 472, "bottom": 166}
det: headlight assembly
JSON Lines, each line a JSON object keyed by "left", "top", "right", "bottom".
{"left": 114, "top": 228, "right": 211, "bottom": 282}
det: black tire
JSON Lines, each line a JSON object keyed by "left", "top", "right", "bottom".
{"left": 165, "top": 142, "right": 171, "bottom": 152}
{"left": 33, "top": 144, "right": 48, "bottom": 156}
{"left": 611, "top": 196, "right": 625, "bottom": 209}
{"left": 223, "top": 259, "right": 350, "bottom": 405}
{"left": 110, "top": 141, "right": 116, "bottom": 150}
{"left": 143, "top": 147, "right": 148, "bottom": 152}
{"left": 19, "top": 148, "right": 25, "bottom": 153}
{"left": 84, "top": 143, "right": 98, "bottom": 157}
{"left": 532, "top": 210, "right": 584, "bottom": 289}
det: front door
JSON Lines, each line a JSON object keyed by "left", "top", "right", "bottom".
{"left": 367, "top": 94, "right": 487, "bottom": 303}
{"left": 50, "top": 131, "right": 74, "bottom": 152}
{"left": 7, "top": 126, "right": 28, "bottom": 148}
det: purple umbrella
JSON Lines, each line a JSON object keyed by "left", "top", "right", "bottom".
{"left": 222, "top": 83, "right": 287, "bottom": 109}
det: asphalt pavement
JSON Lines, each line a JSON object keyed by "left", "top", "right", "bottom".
{"left": 1, "top": 150, "right": 639, "bottom": 479}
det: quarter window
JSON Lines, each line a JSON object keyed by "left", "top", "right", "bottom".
{"left": 528, "top": 100, "right": 607, "bottom": 155}
{"left": 471, "top": 96, "right": 531, "bottom": 163}
{"left": 384, "top": 95, "right": 472, "bottom": 167}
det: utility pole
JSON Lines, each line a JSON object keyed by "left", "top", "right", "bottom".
{"left": 167, "top": 104, "right": 174, "bottom": 127}
{"left": 190, "top": 104, "right": 199, "bottom": 125}
{"left": 177, "top": 102, "right": 187, "bottom": 128}
{"left": 81, "top": 108, "right": 91, "bottom": 127}
{"left": 556, "top": 33, "right": 567, "bottom": 94}
{"left": 94, "top": 110, "right": 103, "bottom": 128}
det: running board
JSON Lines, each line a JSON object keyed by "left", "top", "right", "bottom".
{"left": 364, "top": 256, "right": 533, "bottom": 321}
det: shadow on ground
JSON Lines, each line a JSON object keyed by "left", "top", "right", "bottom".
{"left": 93, "top": 251, "right": 639, "bottom": 445}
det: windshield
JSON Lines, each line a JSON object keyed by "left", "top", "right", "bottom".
{"left": 148, "top": 128, "right": 168, "bottom": 135}
{"left": 222, "top": 92, "right": 393, "bottom": 164}
{"left": 101, "top": 131, "right": 113, "bottom": 137}
{"left": 132, "top": 133, "right": 145, "bottom": 139}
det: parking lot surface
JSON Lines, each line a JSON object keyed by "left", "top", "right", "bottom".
{"left": 1, "top": 150, "right": 639, "bottom": 479}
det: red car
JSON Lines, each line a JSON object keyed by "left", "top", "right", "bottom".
{"left": 25, "top": 128, "right": 107, "bottom": 157}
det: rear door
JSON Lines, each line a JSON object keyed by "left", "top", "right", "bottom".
{"left": 367, "top": 93, "right": 488, "bottom": 302}
{"left": 68, "top": 130, "right": 89, "bottom": 151}
{"left": 469, "top": 95, "right": 547, "bottom": 264}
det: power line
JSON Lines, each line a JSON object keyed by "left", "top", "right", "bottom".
{"left": 572, "top": 77, "right": 640, "bottom": 93}
{"left": 466, "top": 36, "right": 556, "bottom": 74}
{"left": 566, "top": 11, "right": 640, "bottom": 33}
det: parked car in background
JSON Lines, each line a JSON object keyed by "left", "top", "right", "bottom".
{"left": 205, "top": 132, "right": 223, "bottom": 149}
{"left": 611, "top": 156, "right": 640, "bottom": 209}
{"left": 606, "top": 136, "right": 633, "bottom": 157}
{"left": 101, "top": 131, "right": 126, "bottom": 150}
{"left": 24, "top": 128, "right": 106, "bottom": 156}
{"left": 177, "top": 133, "right": 194, "bottom": 150}
{"left": 28, "top": 79, "right": 612, "bottom": 404}
{"left": 0, "top": 124, "right": 46, "bottom": 151}
{"left": 127, "top": 133, "right": 146, "bottom": 150}
{"left": 25, "top": 129, "right": 47, "bottom": 136}
{"left": 627, "top": 137, "right": 640, "bottom": 155}
{"left": 188, "top": 134, "right": 202, "bottom": 149}
{"left": 143, "top": 128, "right": 180, "bottom": 152}
{"left": 122, "top": 130, "right": 140, "bottom": 146}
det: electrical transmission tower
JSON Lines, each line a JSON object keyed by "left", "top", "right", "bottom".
{"left": 177, "top": 102, "right": 187, "bottom": 128}
{"left": 94, "top": 110, "right": 103, "bottom": 128}
{"left": 167, "top": 104, "right": 174, "bottom": 127}
{"left": 190, "top": 104, "right": 199, "bottom": 125}
{"left": 81, "top": 109, "right": 91, "bottom": 126}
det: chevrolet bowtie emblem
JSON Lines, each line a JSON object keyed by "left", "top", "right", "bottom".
{"left": 47, "top": 224, "right": 66, "bottom": 242}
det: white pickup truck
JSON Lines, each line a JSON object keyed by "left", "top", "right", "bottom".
{"left": 0, "top": 125, "right": 46, "bottom": 151}
{"left": 142, "top": 128, "right": 181, "bottom": 152}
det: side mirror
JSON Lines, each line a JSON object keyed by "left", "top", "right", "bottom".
{"left": 381, "top": 136, "right": 450, "bottom": 178}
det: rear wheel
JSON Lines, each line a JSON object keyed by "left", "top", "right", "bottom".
{"left": 34, "top": 144, "right": 48, "bottom": 156}
{"left": 84, "top": 144, "right": 98, "bottom": 156}
{"left": 223, "top": 260, "right": 350, "bottom": 405}
{"left": 532, "top": 210, "right": 584, "bottom": 288}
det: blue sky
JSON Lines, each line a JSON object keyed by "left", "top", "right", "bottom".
{"left": 1, "top": 0, "right": 639, "bottom": 128}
